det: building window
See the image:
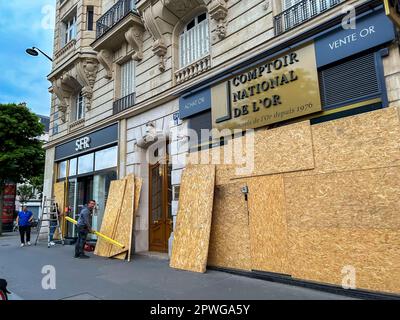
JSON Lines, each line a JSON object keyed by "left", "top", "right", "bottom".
{"left": 75, "top": 91, "right": 85, "bottom": 121}
{"left": 120, "top": 59, "right": 135, "bottom": 98}
{"left": 69, "top": 158, "right": 77, "bottom": 176}
{"left": 179, "top": 13, "right": 209, "bottom": 68}
{"left": 94, "top": 146, "right": 118, "bottom": 171}
{"left": 63, "top": 13, "right": 77, "bottom": 46}
{"left": 87, "top": 6, "right": 94, "bottom": 31}
{"left": 78, "top": 153, "right": 94, "bottom": 175}
{"left": 52, "top": 111, "right": 59, "bottom": 135}
{"left": 58, "top": 161, "right": 67, "bottom": 179}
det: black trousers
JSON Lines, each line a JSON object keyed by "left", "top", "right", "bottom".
{"left": 19, "top": 226, "right": 31, "bottom": 244}
{"left": 75, "top": 225, "right": 89, "bottom": 257}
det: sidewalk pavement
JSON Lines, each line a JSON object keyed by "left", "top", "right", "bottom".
{"left": 0, "top": 231, "right": 353, "bottom": 300}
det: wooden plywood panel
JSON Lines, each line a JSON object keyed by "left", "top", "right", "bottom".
{"left": 284, "top": 167, "right": 400, "bottom": 229}
{"left": 113, "top": 177, "right": 142, "bottom": 261}
{"left": 109, "top": 175, "right": 135, "bottom": 258}
{"left": 208, "top": 182, "right": 251, "bottom": 271}
{"left": 311, "top": 106, "right": 400, "bottom": 174}
{"left": 170, "top": 165, "right": 215, "bottom": 273}
{"left": 288, "top": 228, "right": 400, "bottom": 294}
{"left": 247, "top": 175, "right": 289, "bottom": 274}
{"left": 94, "top": 179, "right": 127, "bottom": 257}
{"left": 233, "top": 121, "right": 314, "bottom": 179}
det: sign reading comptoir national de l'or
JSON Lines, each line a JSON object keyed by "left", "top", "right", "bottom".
{"left": 211, "top": 43, "right": 322, "bottom": 130}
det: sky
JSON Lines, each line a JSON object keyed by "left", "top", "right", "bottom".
{"left": 0, "top": 0, "right": 56, "bottom": 116}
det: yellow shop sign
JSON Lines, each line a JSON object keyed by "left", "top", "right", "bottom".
{"left": 212, "top": 43, "right": 322, "bottom": 130}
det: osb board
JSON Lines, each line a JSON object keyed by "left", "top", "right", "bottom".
{"left": 112, "top": 176, "right": 142, "bottom": 261}
{"left": 285, "top": 107, "right": 400, "bottom": 179}
{"left": 247, "top": 175, "right": 290, "bottom": 275}
{"left": 186, "top": 121, "right": 314, "bottom": 182}
{"left": 53, "top": 182, "right": 65, "bottom": 238}
{"left": 283, "top": 166, "right": 400, "bottom": 230}
{"left": 287, "top": 228, "right": 400, "bottom": 294}
{"left": 170, "top": 165, "right": 215, "bottom": 273}
{"left": 207, "top": 183, "right": 251, "bottom": 271}
{"left": 94, "top": 179, "right": 127, "bottom": 257}
{"left": 109, "top": 175, "right": 135, "bottom": 258}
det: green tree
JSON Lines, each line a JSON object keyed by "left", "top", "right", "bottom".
{"left": 0, "top": 103, "right": 45, "bottom": 234}
{"left": 17, "top": 184, "right": 35, "bottom": 204}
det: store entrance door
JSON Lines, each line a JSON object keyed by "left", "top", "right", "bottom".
{"left": 149, "top": 162, "right": 172, "bottom": 252}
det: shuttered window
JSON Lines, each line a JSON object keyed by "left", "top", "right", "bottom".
{"left": 319, "top": 52, "right": 381, "bottom": 110}
{"left": 120, "top": 59, "right": 135, "bottom": 98}
{"left": 179, "top": 13, "right": 210, "bottom": 68}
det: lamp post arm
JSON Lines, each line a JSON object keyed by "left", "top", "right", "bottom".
{"left": 33, "top": 47, "right": 53, "bottom": 62}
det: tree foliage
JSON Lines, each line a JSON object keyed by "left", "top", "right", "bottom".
{"left": 0, "top": 103, "right": 45, "bottom": 233}
{"left": 17, "top": 184, "right": 35, "bottom": 204}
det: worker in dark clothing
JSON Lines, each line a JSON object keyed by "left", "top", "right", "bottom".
{"left": 74, "top": 200, "right": 96, "bottom": 259}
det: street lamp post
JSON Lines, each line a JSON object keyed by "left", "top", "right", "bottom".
{"left": 25, "top": 47, "right": 53, "bottom": 62}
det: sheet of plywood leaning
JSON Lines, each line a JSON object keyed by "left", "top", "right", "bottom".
{"left": 53, "top": 181, "right": 65, "bottom": 239}
{"left": 170, "top": 165, "right": 216, "bottom": 273}
{"left": 208, "top": 182, "right": 251, "bottom": 270}
{"left": 112, "top": 177, "right": 142, "bottom": 261}
{"left": 109, "top": 175, "right": 135, "bottom": 259}
{"left": 247, "top": 175, "right": 289, "bottom": 275}
{"left": 94, "top": 179, "right": 127, "bottom": 257}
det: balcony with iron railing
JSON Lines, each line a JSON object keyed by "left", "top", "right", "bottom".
{"left": 113, "top": 92, "right": 136, "bottom": 115}
{"left": 96, "top": 0, "right": 137, "bottom": 39}
{"left": 274, "top": 0, "right": 343, "bottom": 35}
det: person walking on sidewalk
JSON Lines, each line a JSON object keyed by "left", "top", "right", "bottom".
{"left": 16, "top": 206, "right": 33, "bottom": 247}
{"left": 74, "top": 200, "right": 96, "bottom": 259}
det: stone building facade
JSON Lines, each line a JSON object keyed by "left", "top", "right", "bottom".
{"left": 43, "top": 0, "right": 400, "bottom": 294}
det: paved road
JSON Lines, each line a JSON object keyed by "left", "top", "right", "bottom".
{"left": 0, "top": 232, "right": 352, "bottom": 300}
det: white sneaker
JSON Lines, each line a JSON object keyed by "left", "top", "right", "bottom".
{"left": 27, "top": 242, "right": 31, "bottom": 246}
{"left": 20, "top": 243, "right": 25, "bottom": 248}
{"left": 49, "top": 242, "right": 56, "bottom": 246}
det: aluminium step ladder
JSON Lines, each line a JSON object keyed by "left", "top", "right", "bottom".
{"left": 34, "top": 196, "right": 65, "bottom": 248}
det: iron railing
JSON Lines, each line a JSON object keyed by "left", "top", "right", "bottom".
{"left": 274, "top": 0, "right": 343, "bottom": 35}
{"left": 113, "top": 92, "right": 136, "bottom": 115}
{"left": 96, "top": 0, "right": 138, "bottom": 39}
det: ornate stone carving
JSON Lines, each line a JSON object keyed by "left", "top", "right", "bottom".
{"left": 51, "top": 72, "right": 75, "bottom": 123}
{"left": 125, "top": 25, "right": 145, "bottom": 61}
{"left": 76, "top": 58, "right": 99, "bottom": 111}
{"left": 97, "top": 49, "right": 113, "bottom": 79}
{"left": 208, "top": 0, "right": 229, "bottom": 40}
{"left": 142, "top": 3, "right": 168, "bottom": 72}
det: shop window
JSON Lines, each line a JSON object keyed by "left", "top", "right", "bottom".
{"left": 69, "top": 158, "right": 77, "bottom": 176}
{"left": 187, "top": 110, "right": 212, "bottom": 150}
{"left": 78, "top": 153, "right": 94, "bottom": 174}
{"left": 58, "top": 161, "right": 67, "bottom": 179}
{"left": 179, "top": 13, "right": 210, "bottom": 68}
{"left": 94, "top": 146, "right": 118, "bottom": 171}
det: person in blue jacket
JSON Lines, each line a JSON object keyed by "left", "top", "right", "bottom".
{"left": 16, "top": 206, "right": 33, "bottom": 247}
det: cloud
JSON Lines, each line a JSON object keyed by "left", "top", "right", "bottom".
{"left": 0, "top": 0, "right": 56, "bottom": 116}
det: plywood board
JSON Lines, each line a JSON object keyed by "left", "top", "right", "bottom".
{"left": 94, "top": 179, "right": 127, "bottom": 257}
{"left": 187, "top": 121, "right": 314, "bottom": 183}
{"left": 284, "top": 166, "right": 400, "bottom": 229}
{"left": 170, "top": 165, "right": 215, "bottom": 273}
{"left": 109, "top": 175, "right": 135, "bottom": 258}
{"left": 311, "top": 106, "right": 400, "bottom": 174}
{"left": 287, "top": 228, "right": 400, "bottom": 294}
{"left": 247, "top": 175, "right": 289, "bottom": 274}
{"left": 208, "top": 182, "right": 251, "bottom": 271}
{"left": 53, "top": 182, "right": 65, "bottom": 238}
